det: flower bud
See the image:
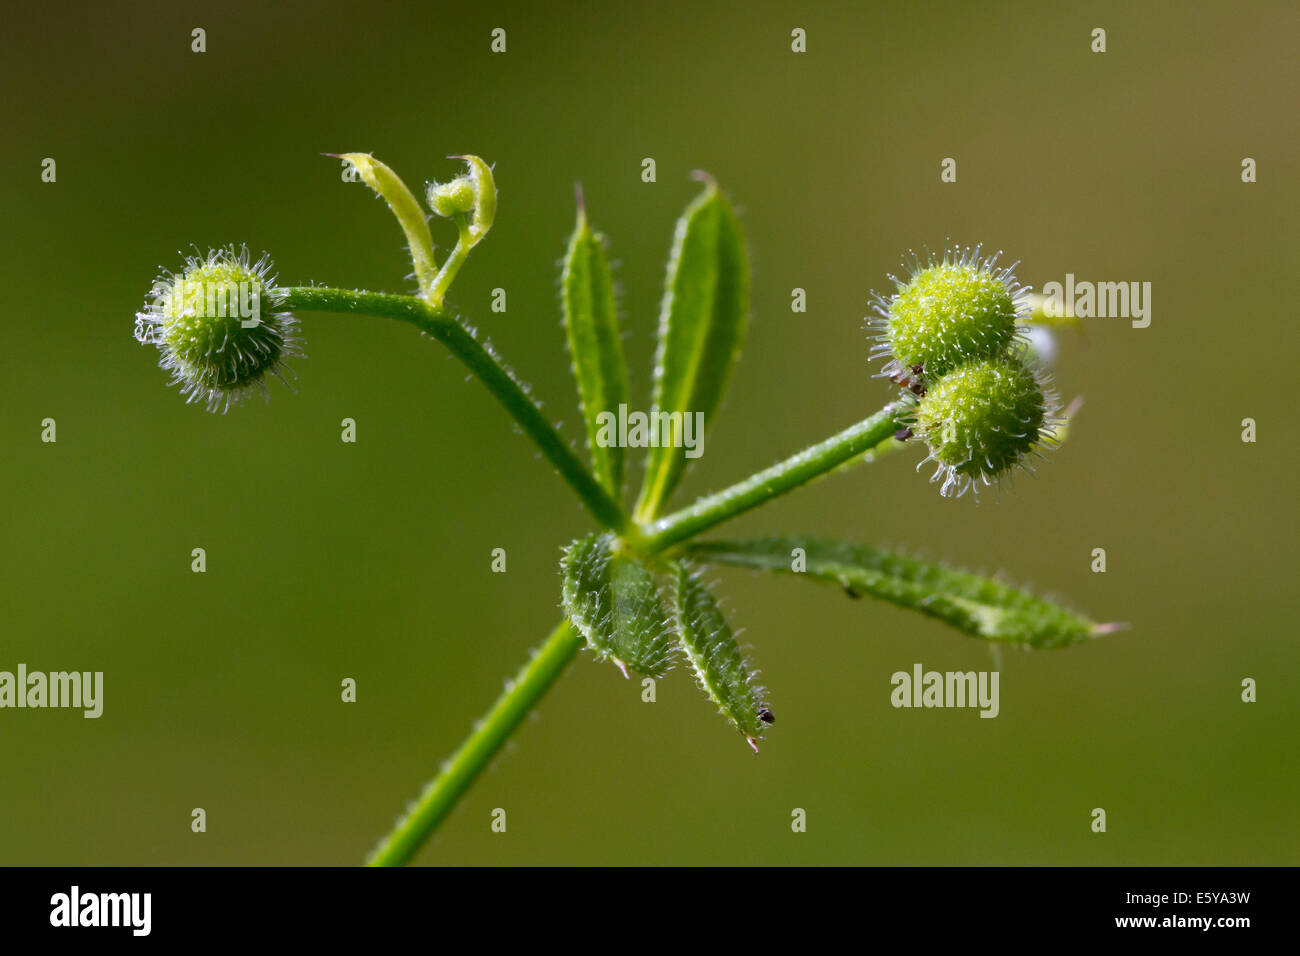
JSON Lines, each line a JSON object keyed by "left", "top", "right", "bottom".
{"left": 133, "top": 247, "right": 299, "bottom": 412}
{"left": 430, "top": 155, "right": 496, "bottom": 247}
{"left": 426, "top": 177, "right": 476, "bottom": 218}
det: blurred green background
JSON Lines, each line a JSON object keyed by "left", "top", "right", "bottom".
{"left": 2, "top": 0, "right": 1296, "bottom": 865}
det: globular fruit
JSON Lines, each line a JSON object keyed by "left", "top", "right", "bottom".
{"left": 133, "top": 247, "right": 299, "bottom": 412}
{"left": 870, "top": 246, "right": 1027, "bottom": 383}
{"left": 911, "top": 354, "right": 1056, "bottom": 497}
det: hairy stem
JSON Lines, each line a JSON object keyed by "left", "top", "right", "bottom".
{"left": 317, "top": 280, "right": 904, "bottom": 864}
{"left": 639, "top": 404, "right": 903, "bottom": 553}
{"left": 366, "top": 620, "right": 584, "bottom": 866}
{"left": 278, "top": 287, "right": 629, "bottom": 534}
{"left": 365, "top": 401, "right": 904, "bottom": 864}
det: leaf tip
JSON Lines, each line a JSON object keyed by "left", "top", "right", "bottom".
{"left": 1093, "top": 621, "right": 1130, "bottom": 637}
{"left": 689, "top": 169, "right": 718, "bottom": 190}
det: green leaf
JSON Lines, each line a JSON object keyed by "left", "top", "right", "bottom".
{"left": 686, "top": 537, "right": 1121, "bottom": 649}
{"left": 458, "top": 154, "right": 496, "bottom": 248}
{"left": 560, "top": 533, "right": 674, "bottom": 677}
{"left": 335, "top": 153, "right": 439, "bottom": 297}
{"left": 634, "top": 180, "right": 750, "bottom": 521}
{"left": 561, "top": 201, "right": 630, "bottom": 499}
{"left": 670, "top": 561, "right": 769, "bottom": 749}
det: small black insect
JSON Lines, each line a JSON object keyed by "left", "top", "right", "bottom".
{"left": 894, "top": 426, "right": 914, "bottom": 442}
{"left": 758, "top": 708, "right": 775, "bottom": 725}
{"left": 889, "top": 363, "right": 927, "bottom": 396}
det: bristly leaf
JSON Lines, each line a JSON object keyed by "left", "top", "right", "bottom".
{"left": 634, "top": 180, "right": 750, "bottom": 521}
{"left": 670, "top": 561, "right": 769, "bottom": 750}
{"left": 561, "top": 533, "right": 674, "bottom": 677}
{"left": 561, "top": 199, "right": 630, "bottom": 499}
{"left": 686, "top": 537, "right": 1121, "bottom": 649}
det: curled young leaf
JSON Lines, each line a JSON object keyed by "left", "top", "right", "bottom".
{"left": 635, "top": 179, "right": 749, "bottom": 521}
{"left": 334, "top": 152, "right": 439, "bottom": 297}
{"left": 670, "top": 561, "right": 769, "bottom": 750}
{"left": 561, "top": 533, "right": 674, "bottom": 677}
{"left": 686, "top": 537, "right": 1119, "bottom": 649}
{"left": 561, "top": 200, "right": 629, "bottom": 500}
{"left": 457, "top": 155, "right": 496, "bottom": 248}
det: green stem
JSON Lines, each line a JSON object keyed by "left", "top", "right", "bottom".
{"left": 426, "top": 214, "right": 472, "bottom": 307}
{"left": 639, "top": 404, "right": 903, "bottom": 553}
{"left": 366, "top": 620, "right": 584, "bottom": 866}
{"left": 324, "top": 280, "right": 901, "bottom": 863}
{"left": 278, "top": 287, "right": 629, "bottom": 534}
{"left": 366, "top": 401, "right": 904, "bottom": 864}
